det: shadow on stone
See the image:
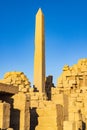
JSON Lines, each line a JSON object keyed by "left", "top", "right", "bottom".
{"left": 33, "top": 85, "right": 39, "bottom": 92}
{"left": 0, "top": 93, "right": 20, "bottom": 130}
{"left": 10, "top": 108, "right": 20, "bottom": 130}
{"left": 30, "top": 107, "right": 39, "bottom": 130}
{"left": 82, "top": 121, "right": 86, "bottom": 130}
{"left": 45, "top": 75, "right": 55, "bottom": 100}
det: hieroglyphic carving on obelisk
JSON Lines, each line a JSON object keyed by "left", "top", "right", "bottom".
{"left": 34, "top": 8, "right": 45, "bottom": 92}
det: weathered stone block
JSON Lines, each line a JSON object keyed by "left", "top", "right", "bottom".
{"left": 74, "top": 112, "right": 82, "bottom": 121}
{"left": 36, "top": 126, "right": 58, "bottom": 130}
{"left": 0, "top": 102, "right": 10, "bottom": 129}
{"left": 63, "top": 121, "right": 75, "bottom": 130}
{"left": 7, "top": 128, "right": 14, "bottom": 130}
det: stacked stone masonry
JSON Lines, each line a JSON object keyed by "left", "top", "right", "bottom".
{"left": 0, "top": 72, "right": 30, "bottom": 93}
{"left": 0, "top": 59, "right": 87, "bottom": 130}
{"left": 57, "top": 59, "right": 87, "bottom": 94}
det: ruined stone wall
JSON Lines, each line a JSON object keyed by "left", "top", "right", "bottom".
{"left": 0, "top": 72, "right": 30, "bottom": 93}
{"left": 57, "top": 59, "right": 87, "bottom": 95}
{"left": 0, "top": 72, "right": 30, "bottom": 130}
{"left": 53, "top": 59, "right": 87, "bottom": 130}
{"left": 36, "top": 102, "right": 63, "bottom": 130}
{"left": 1, "top": 59, "right": 87, "bottom": 130}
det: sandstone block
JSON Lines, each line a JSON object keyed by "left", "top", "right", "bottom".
{"left": 30, "top": 100, "right": 39, "bottom": 108}
{"left": 7, "top": 128, "right": 14, "bottom": 130}
{"left": 63, "top": 121, "right": 75, "bottom": 130}
{"left": 74, "top": 112, "right": 82, "bottom": 121}
{"left": 38, "top": 116, "right": 57, "bottom": 126}
{"left": 75, "top": 121, "right": 82, "bottom": 130}
{"left": 36, "top": 126, "right": 58, "bottom": 130}
{"left": 0, "top": 102, "right": 10, "bottom": 129}
{"left": 22, "top": 88, "right": 28, "bottom": 93}
{"left": 69, "top": 113, "right": 75, "bottom": 121}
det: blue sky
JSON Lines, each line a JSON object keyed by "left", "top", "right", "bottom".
{"left": 0, "top": 0, "right": 87, "bottom": 85}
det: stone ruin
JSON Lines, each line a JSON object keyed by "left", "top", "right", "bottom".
{"left": 0, "top": 8, "right": 87, "bottom": 130}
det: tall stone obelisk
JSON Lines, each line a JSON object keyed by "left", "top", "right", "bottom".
{"left": 34, "top": 8, "right": 45, "bottom": 93}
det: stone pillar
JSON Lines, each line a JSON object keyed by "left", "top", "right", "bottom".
{"left": 12, "top": 92, "right": 30, "bottom": 130}
{"left": 34, "top": 8, "right": 45, "bottom": 93}
{"left": 0, "top": 101, "right": 10, "bottom": 129}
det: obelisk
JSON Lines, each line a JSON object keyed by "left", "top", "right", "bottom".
{"left": 34, "top": 8, "right": 45, "bottom": 93}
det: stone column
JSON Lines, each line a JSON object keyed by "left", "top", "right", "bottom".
{"left": 0, "top": 101, "right": 10, "bottom": 129}
{"left": 34, "top": 8, "right": 45, "bottom": 93}
{"left": 12, "top": 92, "right": 30, "bottom": 130}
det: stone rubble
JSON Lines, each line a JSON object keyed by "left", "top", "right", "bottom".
{"left": 0, "top": 72, "right": 30, "bottom": 93}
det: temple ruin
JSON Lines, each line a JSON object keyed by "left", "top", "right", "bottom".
{"left": 0, "top": 8, "right": 87, "bottom": 130}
